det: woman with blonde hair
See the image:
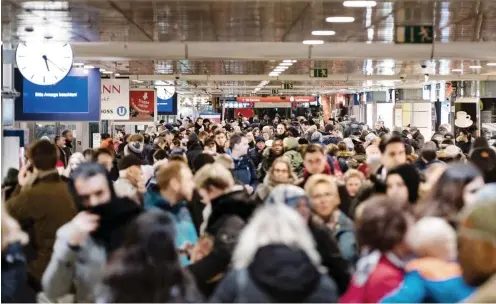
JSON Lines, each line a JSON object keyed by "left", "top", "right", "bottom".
{"left": 254, "top": 157, "right": 297, "bottom": 202}
{"left": 210, "top": 203, "right": 339, "bottom": 302}
{"left": 2, "top": 202, "right": 34, "bottom": 303}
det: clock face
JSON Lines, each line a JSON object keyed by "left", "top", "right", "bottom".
{"left": 157, "top": 85, "right": 176, "bottom": 100}
{"left": 16, "top": 43, "right": 73, "bottom": 86}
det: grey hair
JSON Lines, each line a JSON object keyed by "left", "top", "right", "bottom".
{"left": 406, "top": 217, "right": 457, "bottom": 261}
{"left": 232, "top": 203, "right": 322, "bottom": 270}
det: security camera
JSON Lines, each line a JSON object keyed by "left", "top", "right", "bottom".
{"left": 421, "top": 64, "right": 427, "bottom": 69}
{"left": 400, "top": 75, "right": 405, "bottom": 80}
{"left": 175, "top": 76, "right": 180, "bottom": 80}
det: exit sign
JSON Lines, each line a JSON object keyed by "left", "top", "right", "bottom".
{"left": 395, "top": 25, "right": 433, "bottom": 44}
{"left": 310, "top": 68, "right": 328, "bottom": 78}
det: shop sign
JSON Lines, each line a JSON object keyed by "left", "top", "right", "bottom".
{"left": 100, "top": 79, "right": 129, "bottom": 120}
{"left": 236, "top": 96, "right": 316, "bottom": 102}
{"left": 127, "top": 89, "right": 156, "bottom": 122}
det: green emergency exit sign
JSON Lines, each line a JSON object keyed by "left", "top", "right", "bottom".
{"left": 395, "top": 25, "right": 433, "bottom": 44}
{"left": 310, "top": 68, "right": 328, "bottom": 78}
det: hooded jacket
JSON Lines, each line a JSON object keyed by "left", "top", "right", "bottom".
{"left": 283, "top": 137, "right": 304, "bottom": 177}
{"left": 259, "top": 148, "right": 283, "bottom": 181}
{"left": 42, "top": 176, "right": 142, "bottom": 303}
{"left": 210, "top": 245, "right": 338, "bottom": 303}
{"left": 143, "top": 183, "right": 198, "bottom": 266}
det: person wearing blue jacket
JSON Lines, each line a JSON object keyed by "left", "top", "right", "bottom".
{"left": 144, "top": 161, "right": 198, "bottom": 266}
{"left": 229, "top": 133, "right": 258, "bottom": 190}
{"left": 381, "top": 217, "right": 474, "bottom": 303}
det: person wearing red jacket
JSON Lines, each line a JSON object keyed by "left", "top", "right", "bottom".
{"left": 341, "top": 196, "right": 413, "bottom": 303}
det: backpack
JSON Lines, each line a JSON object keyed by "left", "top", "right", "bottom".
{"left": 284, "top": 150, "right": 304, "bottom": 178}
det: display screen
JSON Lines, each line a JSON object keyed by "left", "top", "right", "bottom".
{"left": 15, "top": 68, "right": 100, "bottom": 121}
{"left": 157, "top": 94, "right": 177, "bottom": 114}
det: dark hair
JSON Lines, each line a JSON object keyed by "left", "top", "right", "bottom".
{"left": 357, "top": 196, "right": 411, "bottom": 252}
{"left": 418, "top": 163, "right": 482, "bottom": 225}
{"left": 62, "top": 130, "right": 72, "bottom": 137}
{"left": 153, "top": 149, "right": 168, "bottom": 162}
{"left": 204, "top": 137, "right": 216, "bottom": 148}
{"left": 118, "top": 155, "right": 142, "bottom": 171}
{"left": 143, "top": 134, "right": 151, "bottom": 145}
{"left": 54, "top": 135, "right": 62, "bottom": 144}
{"left": 168, "top": 154, "right": 187, "bottom": 163}
{"left": 337, "top": 141, "right": 348, "bottom": 152}
{"left": 102, "top": 210, "right": 196, "bottom": 303}
{"left": 192, "top": 153, "right": 215, "bottom": 173}
{"left": 172, "top": 138, "right": 181, "bottom": 147}
{"left": 214, "top": 129, "right": 225, "bottom": 137}
{"left": 229, "top": 133, "right": 243, "bottom": 150}
{"left": 28, "top": 140, "right": 58, "bottom": 171}
{"left": 101, "top": 133, "right": 111, "bottom": 140}
{"left": 83, "top": 148, "right": 96, "bottom": 159}
{"left": 72, "top": 162, "right": 108, "bottom": 183}
{"left": 379, "top": 136, "right": 404, "bottom": 153}
{"left": 472, "top": 137, "right": 489, "bottom": 150}
{"left": 298, "top": 138, "right": 309, "bottom": 145}
{"left": 303, "top": 144, "right": 324, "bottom": 158}
{"left": 387, "top": 164, "right": 421, "bottom": 204}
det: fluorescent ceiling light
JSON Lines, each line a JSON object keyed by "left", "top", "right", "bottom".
{"left": 99, "top": 68, "right": 106, "bottom": 72}
{"left": 326, "top": 16, "right": 355, "bottom": 23}
{"left": 302, "top": 40, "right": 325, "bottom": 45}
{"left": 312, "top": 30, "right": 336, "bottom": 36}
{"left": 279, "top": 62, "right": 293, "bottom": 66}
{"left": 469, "top": 65, "right": 482, "bottom": 69}
{"left": 343, "top": 1, "right": 377, "bottom": 7}
{"left": 283, "top": 60, "right": 297, "bottom": 63}
{"left": 452, "top": 69, "right": 463, "bottom": 72}
{"left": 83, "top": 65, "right": 94, "bottom": 69}
{"left": 132, "top": 80, "right": 144, "bottom": 83}
{"left": 115, "top": 73, "right": 121, "bottom": 76}
{"left": 103, "top": 71, "right": 113, "bottom": 74}
{"left": 73, "top": 62, "right": 84, "bottom": 67}
{"left": 269, "top": 72, "right": 280, "bottom": 77}
{"left": 487, "top": 62, "right": 496, "bottom": 66}
{"left": 276, "top": 65, "right": 289, "bottom": 69}
{"left": 274, "top": 68, "right": 286, "bottom": 72}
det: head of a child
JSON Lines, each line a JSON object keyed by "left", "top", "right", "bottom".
{"left": 406, "top": 217, "right": 457, "bottom": 261}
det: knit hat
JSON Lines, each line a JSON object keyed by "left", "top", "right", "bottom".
{"left": 310, "top": 132, "right": 323, "bottom": 143}
{"left": 126, "top": 140, "right": 144, "bottom": 154}
{"left": 459, "top": 187, "right": 496, "bottom": 243}
{"left": 265, "top": 184, "right": 310, "bottom": 209}
{"left": 255, "top": 136, "right": 265, "bottom": 143}
{"left": 283, "top": 137, "right": 299, "bottom": 151}
{"left": 387, "top": 164, "right": 421, "bottom": 204}
{"left": 118, "top": 154, "right": 142, "bottom": 170}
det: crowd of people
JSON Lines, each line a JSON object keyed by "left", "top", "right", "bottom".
{"left": 2, "top": 113, "right": 496, "bottom": 303}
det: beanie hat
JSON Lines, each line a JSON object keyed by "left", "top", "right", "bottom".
{"left": 387, "top": 164, "right": 420, "bottom": 204}
{"left": 255, "top": 136, "right": 265, "bottom": 143}
{"left": 311, "top": 132, "right": 323, "bottom": 143}
{"left": 126, "top": 140, "right": 144, "bottom": 154}
{"left": 470, "top": 148, "right": 496, "bottom": 172}
{"left": 283, "top": 137, "right": 299, "bottom": 151}
{"left": 266, "top": 184, "right": 310, "bottom": 209}
{"left": 118, "top": 154, "right": 142, "bottom": 170}
{"left": 460, "top": 188, "right": 496, "bottom": 243}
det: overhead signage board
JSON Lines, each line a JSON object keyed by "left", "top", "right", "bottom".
{"left": 395, "top": 25, "right": 433, "bottom": 44}
{"left": 128, "top": 89, "right": 156, "bottom": 122}
{"left": 157, "top": 93, "right": 178, "bottom": 115}
{"left": 14, "top": 68, "right": 101, "bottom": 121}
{"left": 282, "top": 83, "right": 294, "bottom": 89}
{"left": 100, "top": 79, "right": 130, "bottom": 120}
{"left": 310, "top": 69, "right": 328, "bottom": 78}
{"left": 236, "top": 96, "right": 316, "bottom": 103}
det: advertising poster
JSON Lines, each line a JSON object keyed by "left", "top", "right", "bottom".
{"left": 129, "top": 89, "right": 156, "bottom": 122}
{"left": 454, "top": 100, "right": 478, "bottom": 138}
{"left": 101, "top": 79, "right": 130, "bottom": 120}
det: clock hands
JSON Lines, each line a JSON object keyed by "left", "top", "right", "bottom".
{"left": 42, "top": 55, "right": 50, "bottom": 71}
{"left": 42, "top": 55, "right": 66, "bottom": 72}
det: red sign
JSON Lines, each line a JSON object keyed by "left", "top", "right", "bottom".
{"left": 129, "top": 89, "right": 156, "bottom": 122}
{"left": 236, "top": 96, "right": 316, "bottom": 103}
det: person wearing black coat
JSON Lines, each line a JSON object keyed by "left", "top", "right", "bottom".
{"left": 210, "top": 203, "right": 339, "bottom": 303}
{"left": 188, "top": 164, "right": 256, "bottom": 298}
{"left": 187, "top": 140, "right": 204, "bottom": 169}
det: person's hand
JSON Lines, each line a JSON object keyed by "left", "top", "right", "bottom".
{"left": 245, "top": 185, "right": 254, "bottom": 194}
{"left": 68, "top": 211, "right": 100, "bottom": 246}
{"left": 407, "top": 134, "right": 413, "bottom": 139}
{"left": 18, "top": 161, "right": 32, "bottom": 187}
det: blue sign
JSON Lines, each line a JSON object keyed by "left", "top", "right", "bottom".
{"left": 157, "top": 94, "right": 177, "bottom": 115}
{"left": 15, "top": 68, "right": 101, "bottom": 121}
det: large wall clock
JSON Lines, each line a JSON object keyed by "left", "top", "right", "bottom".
{"left": 15, "top": 42, "right": 73, "bottom": 86}
{"left": 156, "top": 81, "right": 176, "bottom": 100}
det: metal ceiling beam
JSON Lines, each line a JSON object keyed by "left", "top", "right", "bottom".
{"left": 64, "top": 41, "right": 496, "bottom": 61}
{"left": 129, "top": 74, "right": 496, "bottom": 82}
{"left": 22, "top": 0, "right": 484, "bottom": 2}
